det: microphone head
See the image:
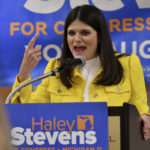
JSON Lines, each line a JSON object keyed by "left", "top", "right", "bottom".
{"left": 60, "top": 56, "right": 86, "bottom": 69}
{"left": 77, "top": 56, "right": 86, "bottom": 68}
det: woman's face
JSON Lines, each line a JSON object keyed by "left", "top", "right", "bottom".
{"left": 67, "top": 20, "right": 98, "bottom": 60}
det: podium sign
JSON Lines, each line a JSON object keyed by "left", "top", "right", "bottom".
{"left": 5, "top": 102, "right": 108, "bottom": 150}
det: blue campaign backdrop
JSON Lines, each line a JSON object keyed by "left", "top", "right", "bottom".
{"left": 4, "top": 102, "right": 108, "bottom": 150}
{"left": 0, "top": 0, "right": 150, "bottom": 86}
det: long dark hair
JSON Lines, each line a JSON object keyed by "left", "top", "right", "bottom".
{"left": 60, "top": 5, "right": 124, "bottom": 88}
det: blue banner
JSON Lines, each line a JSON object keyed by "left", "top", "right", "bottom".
{"left": 4, "top": 102, "right": 108, "bottom": 150}
{"left": 0, "top": 0, "right": 150, "bottom": 86}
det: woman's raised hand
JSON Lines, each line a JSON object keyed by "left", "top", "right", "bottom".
{"left": 18, "top": 33, "right": 42, "bottom": 82}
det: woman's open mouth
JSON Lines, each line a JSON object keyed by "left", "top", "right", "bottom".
{"left": 74, "top": 46, "right": 86, "bottom": 54}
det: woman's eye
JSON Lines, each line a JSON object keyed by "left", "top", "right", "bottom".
{"left": 68, "top": 31, "right": 75, "bottom": 36}
{"left": 81, "top": 31, "right": 90, "bottom": 35}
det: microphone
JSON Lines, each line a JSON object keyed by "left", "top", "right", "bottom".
{"left": 5, "top": 56, "right": 86, "bottom": 104}
{"left": 61, "top": 56, "right": 86, "bottom": 69}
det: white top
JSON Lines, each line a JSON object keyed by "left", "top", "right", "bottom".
{"left": 79, "top": 56, "right": 100, "bottom": 102}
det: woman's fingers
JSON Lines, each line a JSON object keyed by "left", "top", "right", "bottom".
{"left": 141, "top": 114, "right": 150, "bottom": 140}
{"left": 26, "top": 46, "right": 41, "bottom": 57}
{"left": 27, "top": 33, "right": 39, "bottom": 50}
{"left": 35, "top": 45, "right": 42, "bottom": 55}
{"left": 18, "top": 34, "right": 42, "bottom": 82}
{"left": 25, "top": 47, "right": 42, "bottom": 64}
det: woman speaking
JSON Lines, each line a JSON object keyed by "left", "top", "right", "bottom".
{"left": 11, "top": 5, "right": 150, "bottom": 140}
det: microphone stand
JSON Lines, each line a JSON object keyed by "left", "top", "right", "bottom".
{"left": 5, "top": 67, "right": 63, "bottom": 104}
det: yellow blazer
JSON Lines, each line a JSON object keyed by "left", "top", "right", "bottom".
{"left": 11, "top": 54, "right": 149, "bottom": 115}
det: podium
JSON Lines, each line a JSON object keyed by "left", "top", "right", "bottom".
{"left": 108, "top": 103, "right": 150, "bottom": 150}
{"left": 5, "top": 102, "right": 108, "bottom": 150}
{"left": 3, "top": 103, "right": 150, "bottom": 150}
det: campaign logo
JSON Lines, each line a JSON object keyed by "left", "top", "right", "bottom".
{"left": 24, "top": 0, "right": 65, "bottom": 14}
{"left": 11, "top": 115, "right": 97, "bottom": 146}
{"left": 77, "top": 115, "right": 94, "bottom": 130}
